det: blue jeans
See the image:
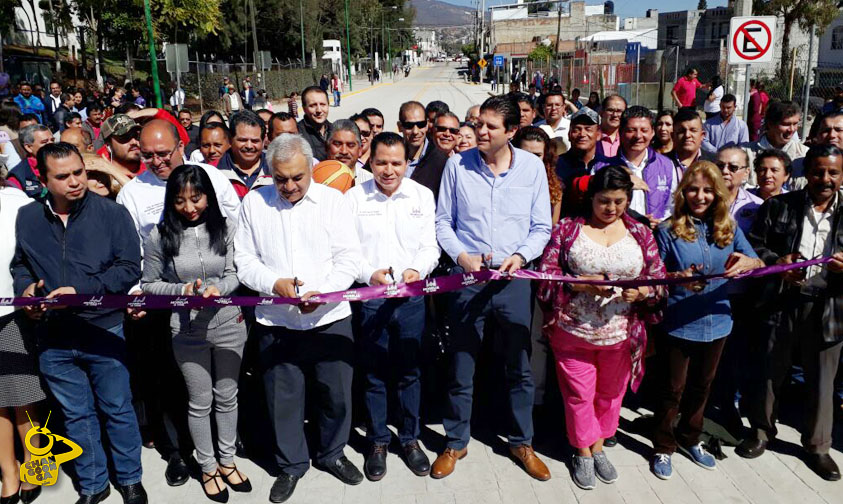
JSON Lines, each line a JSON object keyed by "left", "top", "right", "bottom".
{"left": 358, "top": 296, "right": 425, "bottom": 445}
{"left": 38, "top": 320, "right": 142, "bottom": 495}
{"left": 333, "top": 90, "right": 341, "bottom": 106}
{"left": 443, "top": 271, "right": 535, "bottom": 449}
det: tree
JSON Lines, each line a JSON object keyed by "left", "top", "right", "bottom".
{"left": 756, "top": 0, "right": 839, "bottom": 80}
{"left": 528, "top": 44, "right": 554, "bottom": 62}
{"left": 697, "top": 0, "right": 707, "bottom": 10}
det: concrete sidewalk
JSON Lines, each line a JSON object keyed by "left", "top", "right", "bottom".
{"left": 33, "top": 406, "right": 842, "bottom": 503}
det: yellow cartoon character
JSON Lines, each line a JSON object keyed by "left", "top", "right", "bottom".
{"left": 19, "top": 412, "right": 83, "bottom": 487}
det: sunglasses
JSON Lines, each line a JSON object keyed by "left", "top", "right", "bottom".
{"left": 435, "top": 126, "right": 460, "bottom": 135}
{"left": 715, "top": 161, "right": 746, "bottom": 173}
{"left": 359, "top": 129, "right": 372, "bottom": 137}
{"left": 400, "top": 120, "right": 427, "bottom": 130}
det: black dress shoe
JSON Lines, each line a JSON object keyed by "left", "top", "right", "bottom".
{"left": 321, "top": 456, "right": 364, "bottom": 485}
{"left": 403, "top": 441, "right": 431, "bottom": 476}
{"left": 364, "top": 444, "right": 388, "bottom": 481}
{"left": 736, "top": 438, "right": 767, "bottom": 459}
{"left": 118, "top": 483, "right": 148, "bottom": 504}
{"left": 269, "top": 473, "right": 300, "bottom": 503}
{"left": 19, "top": 486, "right": 40, "bottom": 504}
{"left": 603, "top": 436, "right": 618, "bottom": 448}
{"left": 808, "top": 453, "right": 842, "bottom": 481}
{"left": 165, "top": 455, "right": 190, "bottom": 486}
{"left": 74, "top": 487, "right": 110, "bottom": 504}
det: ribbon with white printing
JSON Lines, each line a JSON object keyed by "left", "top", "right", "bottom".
{"left": 0, "top": 256, "right": 832, "bottom": 310}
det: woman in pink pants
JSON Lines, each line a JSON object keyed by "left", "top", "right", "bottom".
{"left": 538, "top": 166, "right": 666, "bottom": 490}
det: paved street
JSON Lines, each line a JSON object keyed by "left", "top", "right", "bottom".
{"left": 30, "top": 64, "right": 843, "bottom": 503}
{"left": 333, "top": 63, "right": 493, "bottom": 129}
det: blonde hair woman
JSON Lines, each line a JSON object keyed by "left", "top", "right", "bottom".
{"left": 650, "top": 160, "right": 763, "bottom": 480}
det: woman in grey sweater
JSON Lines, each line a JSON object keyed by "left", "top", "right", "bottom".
{"left": 141, "top": 165, "right": 249, "bottom": 502}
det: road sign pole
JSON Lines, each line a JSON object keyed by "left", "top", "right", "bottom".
{"left": 743, "top": 64, "right": 751, "bottom": 122}
{"left": 635, "top": 43, "right": 640, "bottom": 105}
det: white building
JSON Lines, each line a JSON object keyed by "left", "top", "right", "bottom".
{"left": 819, "top": 10, "right": 843, "bottom": 68}
{"left": 12, "top": 2, "right": 82, "bottom": 55}
{"left": 623, "top": 9, "right": 658, "bottom": 31}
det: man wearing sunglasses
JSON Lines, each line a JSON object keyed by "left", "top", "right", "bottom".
{"left": 398, "top": 101, "right": 449, "bottom": 203}
{"left": 432, "top": 112, "right": 461, "bottom": 156}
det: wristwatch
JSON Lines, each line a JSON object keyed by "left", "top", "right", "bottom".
{"left": 513, "top": 253, "right": 527, "bottom": 268}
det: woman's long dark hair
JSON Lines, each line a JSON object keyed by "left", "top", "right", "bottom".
{"left": 707, "top": 76, "right": 723, "bottom": 98}
{"left": 158, "top": 165, "right": 227, "bottom": 258}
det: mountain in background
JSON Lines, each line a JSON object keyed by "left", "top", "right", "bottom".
{"left": 411, "top": 0, "right": 475, "bottom": 27}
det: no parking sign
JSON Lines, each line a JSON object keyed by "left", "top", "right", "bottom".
{"left": 728, "top": 16, "right": 777, "bottom": 64}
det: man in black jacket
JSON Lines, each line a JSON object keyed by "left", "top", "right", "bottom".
{"left": 297, "top": 86, "right": 332, "bottom": 161}
{"left": 11, "top": 142, "right": 148, "bottom": 504}
{"left": 741, "top": 144, "right": 843, "bottom": 481}
{"left": 397, "top": 101, "right": 448, "bottom": 203}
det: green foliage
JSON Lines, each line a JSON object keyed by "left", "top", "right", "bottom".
{"left": 756, "top": 0, "right": 838, "bottom": 79}
{"left": 529, "top": 44, "right": 554, "bottom": 62}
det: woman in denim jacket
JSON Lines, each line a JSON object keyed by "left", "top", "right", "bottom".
{"left": 650, "top": 160, "right": 763, "bottom": 480}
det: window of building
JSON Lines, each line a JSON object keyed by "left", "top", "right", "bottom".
{"left": 833, "top": 26, "right": 843, "bottom": 50}
{"left": 666, "top": 25, "right": 678, "bottom": 45}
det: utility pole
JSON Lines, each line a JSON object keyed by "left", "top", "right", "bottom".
{"left": 143, "top": 0, "right": 162, "bottom": 107}
{"left": 479, "top": 0, "right": 485, "bottom": 57}
{"left": 300, "top": 0, "right": 306, "bottom": 68}
{"left": 250, "top": 0, "right": 260, "bottom": 84}
{"left": 345, "top": 0, "right": 353, "bottom": 90}
{"left": 801, "top": 24, "right": 815, "bottom": 139}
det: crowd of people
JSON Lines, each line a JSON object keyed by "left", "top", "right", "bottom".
{"left": 0, "top": 70, "right": 841, "bottom": 504}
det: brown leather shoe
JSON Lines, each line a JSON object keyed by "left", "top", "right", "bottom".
{"left": 510, "top": 445, "right": 551, "bottom": 481}
{"left": 431, "top": 447, "right": 467, "bottom": 479}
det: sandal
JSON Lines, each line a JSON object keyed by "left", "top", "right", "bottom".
{"left": 201, "top": 471, "right": 229, "bottom": 503}
{"left": 219, "top": 464, "right": 252, "bottom": 493}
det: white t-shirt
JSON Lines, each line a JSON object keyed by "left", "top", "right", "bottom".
{"left": 0, "top": 187, "right": 32, "bottom": 317}
{"left": 704, "top": 86, "right": 724, "bottom": 114}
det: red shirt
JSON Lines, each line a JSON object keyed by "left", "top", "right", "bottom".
{"left": 672, "top": 77, "right": 702, "bottom": 107}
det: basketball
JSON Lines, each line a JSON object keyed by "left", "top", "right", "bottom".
{"left": 312, "top": 160, "right": 355, "bottom": 193}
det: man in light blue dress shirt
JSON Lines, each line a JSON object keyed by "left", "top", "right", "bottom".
{"left": 703, "top": 94, "right": 749, "bottom": 156}
{"left": 432, "top": 96, "right": 553, "bottom": 481}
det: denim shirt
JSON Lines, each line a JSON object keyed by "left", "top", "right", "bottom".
{"left": 654, "top": 218, "right": 758, "bottom": 342}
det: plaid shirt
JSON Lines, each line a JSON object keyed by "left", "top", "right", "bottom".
{"left": 748, "top": 190, "right": 843, "bottom": 344}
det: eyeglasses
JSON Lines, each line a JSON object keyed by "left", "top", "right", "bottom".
{"left": 359, "top": 129, "right": 372, "bottom": 138}
{"left": 140, "top": 145, "right": 178, "bottom": 164}
{"left": 435, "top": 126, "right": 460, "bottom": 135}
{"left": 715, "top": 161, "right": 746, "bottom": 173}
{"left": 400, "top": 120, "right": 427, "bottom": 130}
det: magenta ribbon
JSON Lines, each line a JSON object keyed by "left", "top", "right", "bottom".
{"left": 0, "top": 256, "right": 832, "bottom": 310}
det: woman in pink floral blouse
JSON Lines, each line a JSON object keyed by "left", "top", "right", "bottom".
{"left": 538, "top": 165, "right": 667, "bottom": 490}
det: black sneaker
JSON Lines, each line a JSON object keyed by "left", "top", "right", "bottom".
{"left": 322, "top": 456, "right": 364, "bottom": 485}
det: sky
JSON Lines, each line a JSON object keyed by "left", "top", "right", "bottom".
{"left": 440, "top": 0, "right": 729, "bottom": 22}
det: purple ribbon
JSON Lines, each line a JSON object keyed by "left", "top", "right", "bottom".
{"left": 0, "top": 257, "right": 832, "bottom": 310}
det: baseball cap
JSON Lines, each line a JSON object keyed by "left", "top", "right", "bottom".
{"left": 101, "top": 114, "right": 139, "bottom": 140}
{"left": 570, "top": 106, "right": 600, "bottom": 126}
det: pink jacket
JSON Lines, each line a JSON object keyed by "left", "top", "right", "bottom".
{"left": 537, "top": 213, "right": 667, "bottom": 391}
